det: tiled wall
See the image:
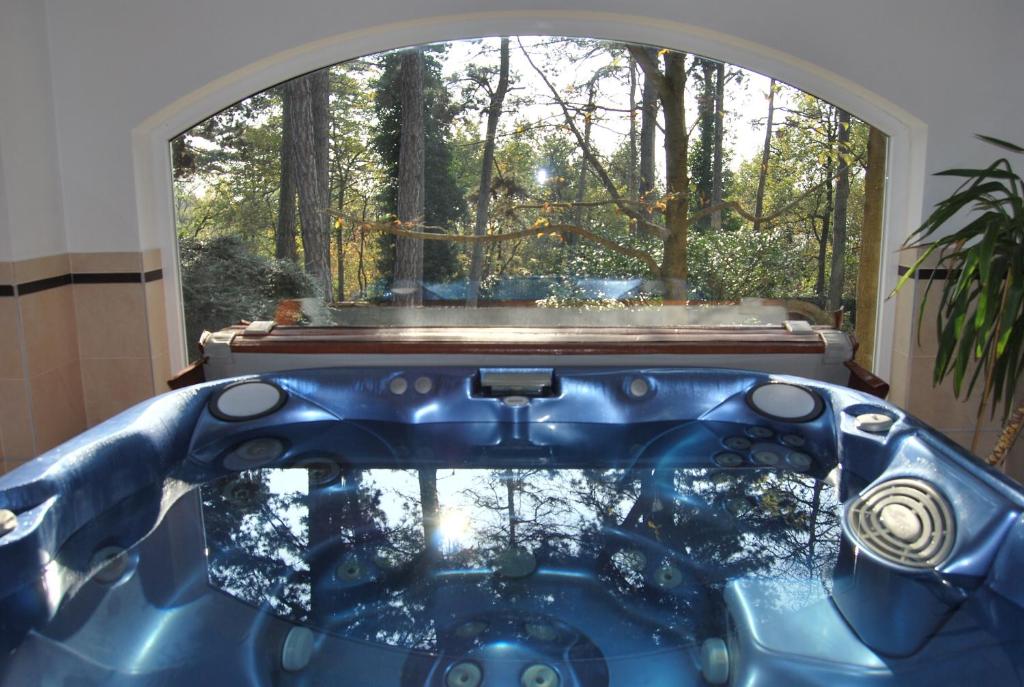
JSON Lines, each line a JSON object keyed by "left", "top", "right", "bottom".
{"left": 889, "top": 264, "right": 1024, "bottom": 482}
{"left": 0, "top": 250, "right": 170, "bottom": 472}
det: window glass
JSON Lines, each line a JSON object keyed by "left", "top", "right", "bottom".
{"left": 172, "top": 37, "right": 885, "bottom": 355}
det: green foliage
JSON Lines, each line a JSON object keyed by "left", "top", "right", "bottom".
{"left": 689, "top": 227, "right": 811, "bottom": 300}
{"left": 179, "top": 235, "right": 315, "bottom": 357}
{"left": 894, "top": 136, "right": 1024, "bottom": 421}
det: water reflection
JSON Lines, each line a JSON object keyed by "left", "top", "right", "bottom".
{"left": 200, "top": 463, "right": 840, "bottom": 655}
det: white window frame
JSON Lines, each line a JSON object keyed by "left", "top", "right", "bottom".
{"left": 132, "top": 10, "right": 927, "bottom": 381}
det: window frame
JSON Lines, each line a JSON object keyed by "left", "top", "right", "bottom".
{"left": 132, "top": 12, "right": 927, "bottom": 381}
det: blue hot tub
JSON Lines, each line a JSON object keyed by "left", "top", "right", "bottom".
{"left": 0, "top": 367, "right": 1022, "bottom": 686}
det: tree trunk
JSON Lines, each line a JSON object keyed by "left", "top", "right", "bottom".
{"left": 989, "top": 402, "right": 1024, "bottom": 469}
{"left": 695, "top": 59, "right": 716, "bottom": 230}
{"left": 395, "top": 50, "right": 426, "bottom": 307}
{"left": 855, "top": 126, "right": 887, "bottom": 368}
{"left": 467, "top": 38, "right": 510, "bottom": 307}
{"left": 288, "top": 71, "right": 334, "bottom": 302}
{"left": 711, "top": 63, "right": 726, "bottom": 230}
{"left": 419, "top": 469, "right": 440, "bottom": 561}
{"left": 815, "top": 213, "right": 831, "bottom": 299}
{"left": 638, "top": 48, "right": 658, "bottom": 201}
{"left": 650, "top": 52, "right": 689, "bottom": 299}
{"left": 628, "top": 55, "right": 639, "bottom": 206}
{"left": 335, "top": 171, "right": 346, "bottom": 301}
{"left": 628, "top": 47, "right": 690, "bottom": 298}
{"left": 815, "top": 124, "right": 836, "bottom": 300}
{"left": 828, "top": 109, "right": 852, "bottom": 314}
{"left": 276, "top": 85, "right": 298, "bottom": 262}
{"left": 570, "top": 82, "right": 597, "bottom": 251}
{"left": 506, "top": 471, "right": 518, "bottom": 548}
{"left": 753, "top": 79, "right": 776, "bottom": 232}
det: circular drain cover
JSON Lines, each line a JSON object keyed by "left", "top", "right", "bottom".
{"left": 653, "top": 564, "right": 684, "bottom": 589}
{"left": 723, "top": 436, "right": 751, "bottom": 451}
{"left": 296, "top": 457, "right": 341, "bottom": 486}
{"left": 223, "top": 437, "right": 286, "bottom": 470}
{"left": 447, "top": 662, "right": 482, "bottom": 687}
{"left": 713, "top": 451, "right": 745, "bottom": 468}
{"left": 521, "top": 664, "right": 559, "bottom": 687}
{"left": 845, "top": 478, "right": 955, "bottom": 569}
{"left": 336, "top": 555, "right": 364, "bottom": 581}
{"left": 494, "top": 547, "right": 537, "bottom": 578}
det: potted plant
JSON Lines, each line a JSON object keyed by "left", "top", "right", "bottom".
{"left": 893, "top": 135, "right": 1024, "bottom": 469}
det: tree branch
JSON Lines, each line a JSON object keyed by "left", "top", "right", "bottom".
{"left": 518, "top": 38, "right": 666, "bottom": 239}
{"left": 349, "top": 217, "right": 662, "bottom": 275}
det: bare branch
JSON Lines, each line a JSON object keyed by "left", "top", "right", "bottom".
{"left": 518, "top": 38, "right": 664, "bottom": 239}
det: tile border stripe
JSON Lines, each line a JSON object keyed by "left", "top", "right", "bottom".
{"left": 897, "top": 265, "right": 956, "bottom": 280}
{"left": 0, "top": 270, "right": 164, "bottom": 297}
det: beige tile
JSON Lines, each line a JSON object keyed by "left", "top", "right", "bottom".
{"left": 30, "top": 361, "right": 86, "bottom": 453}
{"left": 887, "top": 348, "right": 910, "bottom": 408}
{"left": 905, "top": 355, "right": 1007, "bottom": 433}
{"left": 13, "top": 254, "right": 70, "bottom": 284}
{"left": 145, "top": 280, "right": 169, "bottom": 356}
{"left": 908, "top": 282, "right": 943, "bottom": 358}
{"left": 891, "top": 281, "right": 915, "bottom": 357}
{"left": 74, "top": 283, "right": 149, "bottom": 359}
{"left": 891, "top": 279, "right": 945, "bottom": 358}
{"left": 0, "top": 298, "right": 25, "bottom": 380}
{"left": 18, "top": 285, "right": 79, "bottom": 377}
{"left": 70, "top": 251, "right": 141, "bottom": 274}
{"left": 0, "top": 378, "right": 36, "bottom": 459}
{"left": 943, "top": 429, "right": 998, "bottom": 458}
{"left": 151, "top": 350, "right": 172, "bottom": 394}
{"left": 935, "top": 430, "right": 1024, "bottom": 486}
{"left": 142, "top": 248, "right": 162, "bottom": 272}
{"left": 0, "top": 261, "right": 12, "bottom": 286}
{"left": 81, "top": 357, "right": 154, "bottom": 426}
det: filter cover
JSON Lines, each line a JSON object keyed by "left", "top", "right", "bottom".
{"left": 746, "top": 382, "right": 823, "bottom": 422}
{"left": 210, "top": 381, "right": 286, "bottom": 421}
{"left": 845, "top": 478, "right": 955, "bottom": 569}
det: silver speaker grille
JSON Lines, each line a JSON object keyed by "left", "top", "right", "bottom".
{"left": 845, "top": 478, "right": 955, "bottom": 569}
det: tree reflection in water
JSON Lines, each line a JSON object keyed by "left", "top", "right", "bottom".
{"left": 200, "top": 462, "right": 840, "bottom": 652}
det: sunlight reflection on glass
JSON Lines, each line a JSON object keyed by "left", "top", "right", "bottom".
{"left": 438, "top": 507, "right": 473, "bottom": 552}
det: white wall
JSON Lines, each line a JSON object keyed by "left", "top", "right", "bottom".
{"left": 0, "top": 0, "right": 66, "bottom": 261}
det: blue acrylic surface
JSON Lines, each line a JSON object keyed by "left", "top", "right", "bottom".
{"left": 0, "top": 367, "right": 1021, "bottom": 686}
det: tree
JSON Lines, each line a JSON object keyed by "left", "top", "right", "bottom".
{"left": 629, "top": 46, "right": 691, "bottom": 298}
{"left": 373, "top": 49, "right": 465, "bottom": 295}
{"left": 753, "top": 79, "right": 777, "bottom": 232}
{"left": 275, "top": 85, "right": 298, "bottom": 262}
{"left": 828, "top": 109, "right": 852, "bottom": 313}
{"left": 638, "top": 48, "right": 660, "bottom": 233}
{"left": 467, "top": 38, "right": 511, "bottom": 306}
{"left": 394, "top": 50, "right": 427, "bottom": 306}
{"left": 691, "top": 58, "right": 717, "bottom": 229}
{"left": 285, "top": 70, "right": 334, "bottom": 301}
{"left": 711, "top": 62, "right": 727, "bottom": 230}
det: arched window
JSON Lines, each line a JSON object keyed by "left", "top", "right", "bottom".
{"left": 171, "top": 36, "right": 887, "bottom": 364}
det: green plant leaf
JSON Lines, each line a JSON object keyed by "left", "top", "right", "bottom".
{"left": 977, "top": 134, "right": 1024, "bottom": 154}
